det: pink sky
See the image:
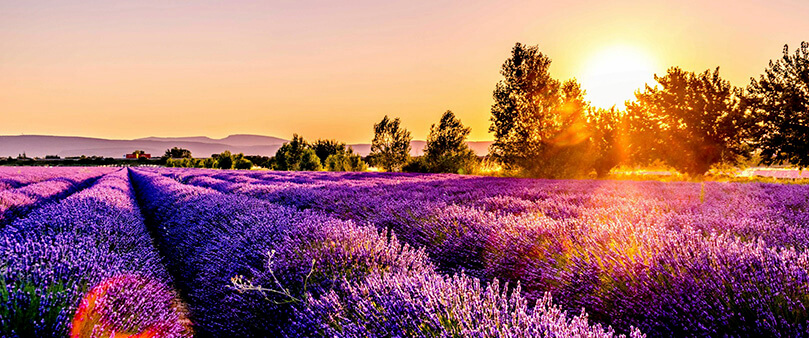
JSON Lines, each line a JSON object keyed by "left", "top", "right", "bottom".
{"left": 2, "top": 0, "right": 807, "bottom": 142}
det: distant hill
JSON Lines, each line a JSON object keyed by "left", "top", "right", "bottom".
{"left": 0, "top": 135, "right": 287, "bottom": 158}
{"left": 0, "top": 134, "right": 492, "bottom": 158}
{"left": 136, "top": 134, "right": 287, "bottom": 147}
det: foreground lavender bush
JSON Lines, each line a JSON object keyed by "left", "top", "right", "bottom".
{"left": 155, "top": 168, "right": 809, "bottom": 336}
{"left": 292, "top": 271, "right": 644, "bottom": 338}
{"left": 0, "top": 169, "right": 190, "bottom": 337}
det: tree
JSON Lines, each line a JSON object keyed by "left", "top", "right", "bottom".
{"left": 234, "top": 157, "right": 253, "bottom": 170}
{"left": 228, "top": 152, "right": 251, "bottom": 170}
{"left": 163, "top": 147, "right": 192, "bottom": 159}
{"left": 275, "top": 134, "right": 323, "bottom": 171}
{"left": 747, "top": 42, "right": 809, "bottom": 168}
{"left": 202, "top": 157, "right": 217, "bottom": 168}
{"left": 369, "top": 115, "right": 411, "bottom": 171}
{"left": 275, "top": 134, "right": 310, "bottom": 171}
{"left": 215, "top": 150, "right": 234, "bottom": 169}
{"left": 324, "top": 148, "right": 366, "bottom": 172}
{"left": 312, "top": 139, "right": 347, "bottom": 164}
{"left": 626, "top": 67, "right": 749, "bottom": 176}
{"left": 298, "top": 149, "right": 323, "bottom": 171}
{"left": 489, "top": 43, "right": 591, "bottom": 178}
{"left": 401, "top": 156, "right": 431, "bottom": 173}
{"left": 245, "top": 155, "right": 271, "bottom": 168}
{"left": 423, "top": 110, "right": 478, "bottom": 174}
{"left": 588, "top": 107, "right": 624, "bottom": 177}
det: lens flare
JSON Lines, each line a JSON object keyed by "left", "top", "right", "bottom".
{"left": 71, "top": 275, "right": 191, "bottom": 338}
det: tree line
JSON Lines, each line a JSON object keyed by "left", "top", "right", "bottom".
{"left": 164, "top": 149, "right": 254, "bottom": 169}
{"left": 162, "top": 111, "right": 481, "bottom": 174}
{"left": 487, "top": 41, "right": 809, "bottom": 178}
{"left": 164, "top": 139, "right": 368, "bottom": 172}
{"left": 165, "top": 40, "right": 807, "bottom": 177}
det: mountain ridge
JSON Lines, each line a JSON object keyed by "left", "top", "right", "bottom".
{"left": 0, "top": 134, "right": 492, "bottom": 158}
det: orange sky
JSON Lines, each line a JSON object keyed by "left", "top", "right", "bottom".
{"left": 1, "top": 0, "right": 807, "bottom": 143}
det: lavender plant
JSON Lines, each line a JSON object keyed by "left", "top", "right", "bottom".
{"left": 154, "top": 168, "right": 809, "bottom": 336}
{"left": 0, "top": 169, "right": 190, "bottom": 337}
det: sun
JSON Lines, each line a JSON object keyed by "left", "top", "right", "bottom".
{"left": 578, "top": 45, "right": 658, "bottom": 109}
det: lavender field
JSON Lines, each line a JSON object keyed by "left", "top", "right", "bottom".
{"left": 3, "top": 167, "right": 809, "bottom": 337}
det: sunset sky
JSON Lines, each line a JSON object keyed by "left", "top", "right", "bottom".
{"left": 2, "top": 0, "right": 807, "bottom": 143}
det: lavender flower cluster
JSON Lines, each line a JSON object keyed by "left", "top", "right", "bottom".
{"left": 152, "top": 168, "right": 809, "bottom": 336}
{"left": 0, "top": 169, "right": 190, "bottom": 337}
{"left": 131, "top": 168, "right": 638, "bottom": 337}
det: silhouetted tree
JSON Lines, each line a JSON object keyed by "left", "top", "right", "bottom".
{"left": 244, "top": 155, "right": 271, "bottom": 168}
{"left": 312, "top": 139, "right": 347, "bottom": 164}
{"left": 163, "top": 147, "right": 192, "bottom": 159}
{"left": 588, "top": 107, "right": 624, "bottom": 177}
{"left": 215, "top": 150, "right": 234, "bottom": 169}
{"left": 202, "top": 157, "right": 217, "bottom": 168}
{"left": 401, "top": 156, "right": 431, "bottom": 173}
{"left": 626, "top": 67, "right": 749, "bottom": 176}
{"left": 424, "top": 110, "right": 478, "bottom": 174}
{"left": 489, "top": 43, "right": 591, "bottom": 178}
{"left": 369, "top": 115, "right": 411, "bottom": 171}
{"left": 747, "top": 42, "right": 809, "bottom": 168}
{"left": 233, "top": 157, "right": 253, "bottom": 169}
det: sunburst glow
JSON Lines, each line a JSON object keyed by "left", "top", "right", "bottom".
{"left": 578, "top": 45, "right": 658, "bottom": 109}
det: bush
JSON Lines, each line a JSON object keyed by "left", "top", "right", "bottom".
{"left": 298, "top": 149, "right": 322, "bottom": 171}
{"left": 325, "top": 152, "right": 367, "bottom": 172}
{"left": 234, "top": 158, "right": 253, "bottom": 170}
{"left": 401, "top": 156, "right": 431, "bottom": 173}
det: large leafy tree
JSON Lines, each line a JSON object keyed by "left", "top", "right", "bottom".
{"left": 215, "top": 150, "right": 234, "bottom": 169}
{"left": 311, "top": 139, "right": 348, "bottom": 164}
{"left": 747, "top": 42, "right": 809, "bottom": 168}
{"left": 626, "top": 67, "right": 749, "bottom": 176}
{"left": 310, "top": 139, "right": 365, "bottom": 171}
{"left": 423, "top": 110, "right": 478, "bottom": 174}
{"left": 369, "top": 115, "right": 411, "bottom": 172}
{"left": 275, "top": 134, "right": 322, "bottom": 171}
{"left": 489, "top": 43, "right": 591, "bottom": 178}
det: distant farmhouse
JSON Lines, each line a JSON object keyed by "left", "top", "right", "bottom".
{"left": 125, "top": 153, "right": 151, "bottom": 159}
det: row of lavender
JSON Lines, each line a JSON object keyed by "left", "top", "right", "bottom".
{"left": 1, "top": 169, "right": 191, "bottom": 337}
{"left": 129, "top": 168, "right": 642, "bottom": 337}
{"left": 0, "top": 167, "right": 104, "bottom": 190}
{"left": 0, "top": 167, "right": 115, "bottom": 225}
{"left": 156, "top": 168, "right": 809, "bottom": 337}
